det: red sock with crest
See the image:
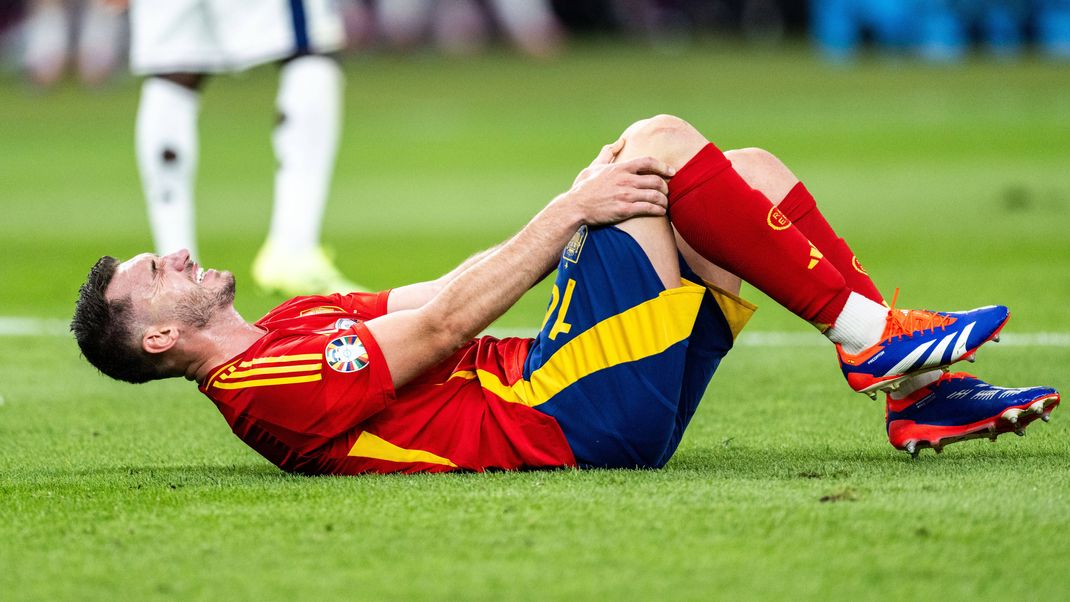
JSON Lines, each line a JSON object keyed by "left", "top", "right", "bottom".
{"left": 667, "top": 143, "right": 851, "bottom": 327}
{"left": 776, "top": 182, "right": 885, "bottom": 305}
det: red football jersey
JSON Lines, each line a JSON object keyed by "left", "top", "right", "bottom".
{"left": 198, "top": 292, "right": 577, "bottom": 474}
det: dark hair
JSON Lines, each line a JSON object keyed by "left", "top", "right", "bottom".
{"left": 71, "top": 256, "right": 165, "bottom": 384}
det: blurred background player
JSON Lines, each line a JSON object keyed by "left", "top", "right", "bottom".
{"left": 123, "top": 0, "right": 362, "bottom": 296}
{"left": 376, "top": 0, "right": 563, "bottom": 58}
{"left": 22, "top": 0, "right": 123, "bottom": 87}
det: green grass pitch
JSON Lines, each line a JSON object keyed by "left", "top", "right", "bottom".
{"left": 2, "top": 44, "right": 1070, "bottom": 600}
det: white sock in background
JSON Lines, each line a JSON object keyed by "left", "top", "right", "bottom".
{"left": 136, "top": 77, "right": 200, "bottom": 258}
{"left": 266, "top": 55, "right": 343, "bottom": 256}
{"left": 826, "top": 292, "right": 891, "bottom": 355}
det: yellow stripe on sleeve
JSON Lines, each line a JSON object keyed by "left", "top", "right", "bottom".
{"left": 218, "top": 363, "right": 322, "bottom": 381}
{"left": 211, "top": 374, "right": 322, "bottom": 390}
{"left": 237, "top": 354, "right": 322, "bottom": 368}
{"left": 205, "top": 359, "right": 241, "bottom": 388}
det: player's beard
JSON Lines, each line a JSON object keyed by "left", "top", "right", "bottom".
{"left": 174, "top": 274, "right": 237, "bottom": 329}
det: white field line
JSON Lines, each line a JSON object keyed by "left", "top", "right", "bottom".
{"left": 0, "top": 317, "right": 69, "bottom": 337}
{"left": 486, "top": 329, "right": 1070, "bottom": 348}
{"left": 4, "top": 317, "right": 1070, "bottom": 347}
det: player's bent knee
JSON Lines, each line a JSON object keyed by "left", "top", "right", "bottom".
{"left": 724, "top": 147, "right": 799, "bottom": 204}
{"left": 725, "top": 147, "right": 782, "bottom": 171}
{"left": 626, "top": 114, "right": 696, "bottom": 145}
{"left": 619, "top": 114, "right": 707, "bottom": 169}
{"left": 634, "top": 113, "right": 692, "bottom": 135}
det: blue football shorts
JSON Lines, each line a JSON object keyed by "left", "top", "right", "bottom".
{"left": 522, "top": 225, "right": 756, "bottom": 469}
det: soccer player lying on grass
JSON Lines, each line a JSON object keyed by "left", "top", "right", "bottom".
{"left": 72, "top": 115, "right": 1060, "bottom": 473}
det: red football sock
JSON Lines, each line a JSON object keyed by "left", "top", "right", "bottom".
{"left": 668, "top": 143, "right": 851, "bottom": 327}
{"left": 777, "top": 183, "right": 886, "bottom": 305}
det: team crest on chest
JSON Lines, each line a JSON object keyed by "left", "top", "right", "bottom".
{"left": 325, "top": 334, "right": 369, "bottom": 373}
{"left": 300, "top": 305, "right": 345, "bottom": 317}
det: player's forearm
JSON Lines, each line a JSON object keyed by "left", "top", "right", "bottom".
{"left": 386, "top": 244, "right": 506, "bottom": 313}
{"left": 423, "top": 197, "right": 581, "bottom": 347}
{"left": 366, "top": 204, "right": 578, "bottom": 389}
{"left": 438, "top": 244, "right": 504, "bottom": 286}
{"left": 423, "top": 153, "right": 675, "bottom": 345}
{"left": 369, "top": 153, "right": 671, "bottom": 389}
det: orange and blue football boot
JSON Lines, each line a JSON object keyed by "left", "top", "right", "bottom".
{"left": 837, "top": 292, "right": 1010, "bottom": 397}
{"left": 886, "top": 372, "right": 1060, "bottom": 457}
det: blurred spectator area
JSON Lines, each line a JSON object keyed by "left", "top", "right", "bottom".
{"left": 550, "top": 0, "right": 809, "bottom": 41}
{"left": 2, "top": 0, "right": 1069, "bottom": 85}
{"left": 555, "top": 0, "right": 1070, "bottom": 59}
{"left": 812, "top": 0, "right": 1070, "bottom": 60}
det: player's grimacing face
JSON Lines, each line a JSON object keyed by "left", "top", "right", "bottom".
{"left": 106, "top": 249, "right": 236, "bottom": 327}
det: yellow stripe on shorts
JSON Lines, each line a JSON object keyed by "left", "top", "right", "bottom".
{"left": 703, "top": 282, "right": 757, "bottom": 341}
{"left": 452, "top": 280, "right": 708, "bottom": 407}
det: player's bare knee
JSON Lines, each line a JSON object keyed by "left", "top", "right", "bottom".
{"left": 619, "top": 114, "right": 706, "bottom": 169}
{"left": 725, "top": 147, "right": 782, "bottom": 175}
{"left": 627, "top": 114, "right": 690, "bottom": 137}
{"left": 725, "top": 147, "right": 799, "bottom": 204}
{"left": 625, "top": 114, "right": 694, "bottom": 146}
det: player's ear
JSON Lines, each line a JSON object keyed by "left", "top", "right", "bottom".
{"left": 142, "top": 324, "right": 179, "bottom": 355}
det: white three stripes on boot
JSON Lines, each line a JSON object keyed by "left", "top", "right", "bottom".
{"left": 950, "top": 322, "right": 976, "bottom": 362}
{"left": 924, "top": 332, "right": 957, "bottom": 367}
{"left": 882, "top": 340, "right": 937, "bottom": 376}
{"left": 880, "top": 321, "right": 978, "bottom": 377}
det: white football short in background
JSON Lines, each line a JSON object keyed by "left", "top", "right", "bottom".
{"left": 130, "top": 0, "right": 346, "bottom": 75}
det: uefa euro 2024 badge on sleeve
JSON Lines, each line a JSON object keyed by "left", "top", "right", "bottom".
{"left": 325, "top": 334, "right": 369, "bottom": 373}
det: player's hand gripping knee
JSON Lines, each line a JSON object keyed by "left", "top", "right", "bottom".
{"left": 563, "top": 144, "right": 675, "bottom": 226}
{"left": 571, "top": 138, "right": 625, "bottom": 186}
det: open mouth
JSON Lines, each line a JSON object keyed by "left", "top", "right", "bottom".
{"left": 195, "top": 266, "right": 206, "bottom": 283}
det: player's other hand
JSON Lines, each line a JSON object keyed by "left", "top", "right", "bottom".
{"left": 564, "top": 142, "right": 675, "bottom": 226}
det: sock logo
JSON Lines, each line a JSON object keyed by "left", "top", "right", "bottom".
{"left": 807, "top": 243, "right": 823, "bottom": 270}
{"left": 852, "top": 255, "right": 868, "bottom": 275}
{"left": 767, "top": 206, "right": 791, "bottom": 231}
